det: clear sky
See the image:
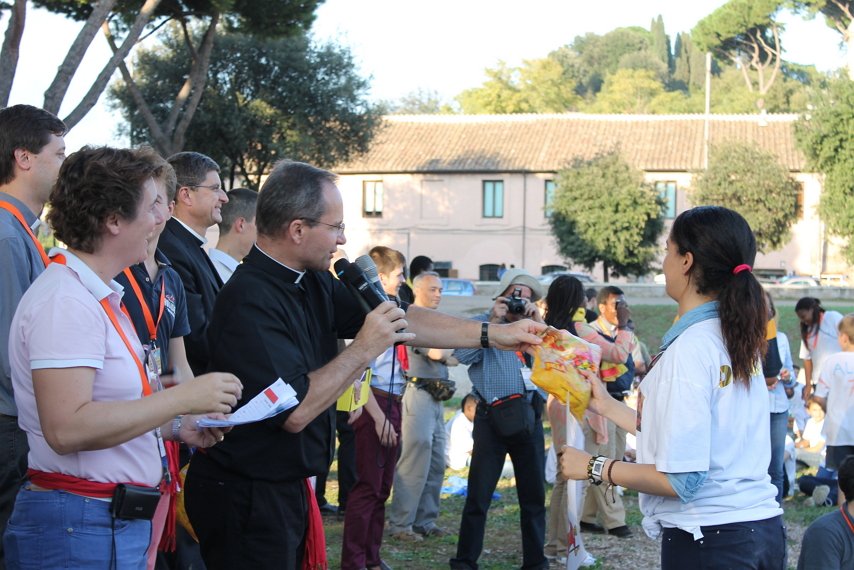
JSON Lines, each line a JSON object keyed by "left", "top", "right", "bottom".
{"left": 4, "top": 0, "right": 847, "bottom": 151}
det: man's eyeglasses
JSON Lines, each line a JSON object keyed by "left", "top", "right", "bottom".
{"left": 190, "top": 183, "right": 224, "bottom": 193}
{"left": 301, "top": 218, "right": 345, "bottom": 235}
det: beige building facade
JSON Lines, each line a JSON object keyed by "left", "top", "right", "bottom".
{"left": 332, "top": 113, "right": 846, "bottom": 281}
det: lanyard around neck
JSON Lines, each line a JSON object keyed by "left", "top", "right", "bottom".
{"left": 842, "top": 504, "right": 854, "bottom": 535}
{"left": 122, "top": 267, "right": 166, "bottom": 343}
{"left": 0, "top": 201, "right": 50, "bottom": 267}
{"left": 51, "top": 253, "right": 152, "bottom": 397}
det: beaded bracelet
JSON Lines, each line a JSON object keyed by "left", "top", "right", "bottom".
{"left": 606, "top": 459, "right": 619, "bottom": 503}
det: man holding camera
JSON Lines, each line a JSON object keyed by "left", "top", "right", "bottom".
{"left": 450, "top": 269, "right": 548, "bottom": 570}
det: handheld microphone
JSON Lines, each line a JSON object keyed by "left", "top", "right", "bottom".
{"left": 354, "top": 255, "right": 387, "bottom": 299}
{"left": 334, "top": 258, "right": 389, "bottom": 311}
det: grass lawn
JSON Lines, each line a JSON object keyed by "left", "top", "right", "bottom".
{"left": 630, "top": 302, "right": 854, "bottom": 367}
{"left": 320, "top": 436, "right": 835, "bottom": 569}
{"left": 319, "top": 303, "right": 850, "bottom": 569}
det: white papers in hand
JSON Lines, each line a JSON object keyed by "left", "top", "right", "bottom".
{"left": 197, "top": 378, "right": 298, "bottom": 427}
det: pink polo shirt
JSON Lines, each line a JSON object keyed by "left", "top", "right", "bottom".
{"left": 9, "top": 249, "right": 161, "bottom": 486}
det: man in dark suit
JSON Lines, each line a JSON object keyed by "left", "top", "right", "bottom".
{"left": 159, "top": 152, "right": 228, "bottom": 376}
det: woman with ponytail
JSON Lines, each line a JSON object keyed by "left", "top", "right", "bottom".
{"left": 559, "top": 206, "right": 785, "bottom": 569}
{"left": 795, "top": 297, "right": 843, "bottom": 401}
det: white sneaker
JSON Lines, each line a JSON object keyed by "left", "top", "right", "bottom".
{"left": 813, "top": 485, "right": 831, "bottom": 506}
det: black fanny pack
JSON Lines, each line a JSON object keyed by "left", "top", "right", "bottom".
{"left": 412, "top": 377, "right": 457, "bottom": 401}
{"left": 110, "top": 483, "right": 161, "bottom": 520}
{"left": 487, "top": 393, "right": 534, "bottom": 439}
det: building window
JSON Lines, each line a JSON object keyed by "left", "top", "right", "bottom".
{"left": 363, "top": 180, "right": 383, "bottom": 217}
{"left": 482, "top": 180, "right": 504, "bottom": 218}
{"left": 544, "top": 180, "right": 556, "bottom": 217}
{"left": 433, "top": 261, "right": 452, "bottom": 278}
{"left": 655, "top": 181, "right": 677, "bottom": 219}
{"left": 541, "top": 264, "right": 566, "bottom": 275}
{"left": 479, "top": 264, "right": 500, "bottom": 281}
{"left": 794, "top": 182, "right": 804, "bottom": 220}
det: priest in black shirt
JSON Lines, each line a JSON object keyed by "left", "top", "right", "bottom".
{"left": 183, "top": 160, "right": 547, "bottom": 570}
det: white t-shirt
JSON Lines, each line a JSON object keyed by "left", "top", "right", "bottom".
{"left": 445, "top": 411, "right": 473, "bottom": 470}
{"left": 814, "top": 351, "right": 854, "bottom": 446}
{"left": 799, "top": 311, "right": 844, "bottom": 383}
{"left": 370, "top": 345, "right": 405, "bottom": 395}
{"left": 801, "top": 417, "right": 826, "bottom": 449}
{"left": 636, "top": 318, "right": 782, "bottom": 539}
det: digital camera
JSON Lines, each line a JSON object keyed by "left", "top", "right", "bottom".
{"left": 504, "top": 287, "right": 528, "bottom": 315}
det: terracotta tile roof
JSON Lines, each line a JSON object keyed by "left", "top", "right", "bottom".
{"left": 335, "top": 113, "right": 806, "bottom": 174}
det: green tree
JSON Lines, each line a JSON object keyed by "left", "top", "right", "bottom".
{"left": 386, "top": 89, "right": 456, "bottom": 114}
{"left": 795, "top": 77, "right": 854, "bottom": 260}
{"left": 0, "top": 0, "right": 160, "bottom": 122}
{"left": 792, "top": 1, "right": 853, "bottom": 78}
{"left": 104, "top": 0, "right": 321, "bottom": 155}
{"left": 584, "top": 69, "right": 692, "bottom": 114}
{"left": 551, "top": 26, "right": 653, "bottom": 98}
{"left": 650, "top": 15, "right": 672, "bottom": 72}
{"left": 691, "top": 141, "right": 799, "bottom": 251}
{"left": 456, "top": 58, "right": 579, "bottom": 113}
{"left": 693, "top": 0, "right": 786, "bottom": 109}
{"left": 110, "top": 31, "right": 381, "bottom": 190}
{"left": 673, "top": 32, "right": 712, "bottom": 92}
{"left": 549, "top": 150, "right": 664, "bottom": 281}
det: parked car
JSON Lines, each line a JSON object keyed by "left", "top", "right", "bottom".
{"left": 440, "top": 278, "right": 476, "bottom": 296}
{"left": 538, "top": 271, "right": 595, "bottom": 286}
{"left": 777, "top": 275, "right": 821, "bottom": 287}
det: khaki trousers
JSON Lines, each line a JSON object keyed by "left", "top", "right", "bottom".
{"left": 580, "top": 418, "right": 627, "bottom": 530}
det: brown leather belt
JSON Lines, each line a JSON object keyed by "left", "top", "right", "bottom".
{"left": 371, "top": 386, "right": 402, "bottom": 402}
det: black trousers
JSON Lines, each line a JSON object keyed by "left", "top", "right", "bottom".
{"left": 451, "top": 395, "right": 547, "bottom": 570}
{"left": 0, "top": 415, "right": 27, "bottom": 570}
{"left": 661, "top": 515, "right": 786, "bottom": 570}
{"left": 185, "top": 453, "right": 308, "bottom": 570}
{"left": 315, "top": 410, "right": 356, "bottom": 509}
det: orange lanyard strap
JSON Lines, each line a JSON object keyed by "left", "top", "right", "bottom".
{"left": 121, "top": 267, "right": 166, "bottom": 342}
{"left": 0, "top": 201, "right": 50, "bottom": 267}
{"left": 99, "top": 298, "right": 152, "bottom": 397}
{"left": 842, "top": 504, "right": 854, "bottom": 535}
{"left": 51, "top": 253, "right": 151, "bottom": 397}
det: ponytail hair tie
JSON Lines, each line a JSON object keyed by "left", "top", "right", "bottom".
{"left": 732, "top": 264, "right": 752, "bottom": 275}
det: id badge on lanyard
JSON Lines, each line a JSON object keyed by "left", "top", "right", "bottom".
{"left": 146, "top": 341, "right": 163, "bottom": 377}
{"left": 145, "top": 342, "right": 164, "bottom": 394}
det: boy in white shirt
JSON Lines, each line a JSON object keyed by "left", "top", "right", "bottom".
{"left": 814, "top": 313, "right": 854, "bottom": 474}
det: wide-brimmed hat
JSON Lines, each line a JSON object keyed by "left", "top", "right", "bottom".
{"left": 492, "top": 268, "right": 543, "bottom": 302}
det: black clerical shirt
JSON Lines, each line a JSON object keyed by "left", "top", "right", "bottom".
{"left": 201, "top": 245, "right": 365, "bottom": 482}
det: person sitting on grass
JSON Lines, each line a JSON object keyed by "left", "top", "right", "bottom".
{"left": 796, "top": 398, "right": 827, "bottom": 468}
{"left": 797, "top": 454, "right": 854, "bottom": 570}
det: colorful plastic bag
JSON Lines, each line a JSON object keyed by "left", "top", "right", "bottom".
{"left": 531, "top": 326, "right": 599, "bottom": 422}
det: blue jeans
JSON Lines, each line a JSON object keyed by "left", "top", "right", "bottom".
{"left": 4, "top": 485, "right": 151, "bottom": 569}
{"left": 661, "top": 515, "right": 786, "bottom": 570}
{"left": 767, "top": 412, "right": 788, "bottom": 505}
{"left": 0, "top": 415, "right": 28, "bottom": 570}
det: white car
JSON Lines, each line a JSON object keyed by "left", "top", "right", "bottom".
{"left": 778, "top": 276, "right": 820, "bottom": 287}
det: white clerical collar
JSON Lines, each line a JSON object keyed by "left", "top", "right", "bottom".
{"left": 173, "top": 217, "right": 208, "bottom": 245}
{"left": 255, "top": 244, "right": 306, "bottom": 284}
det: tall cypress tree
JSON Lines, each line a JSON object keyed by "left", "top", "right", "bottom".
{"left": 650, "top": 15, "right": 672, "bottom": 73}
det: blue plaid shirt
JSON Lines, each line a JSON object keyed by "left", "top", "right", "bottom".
{"left": 454, "top": 313, "right": 543, "bottom": 403}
